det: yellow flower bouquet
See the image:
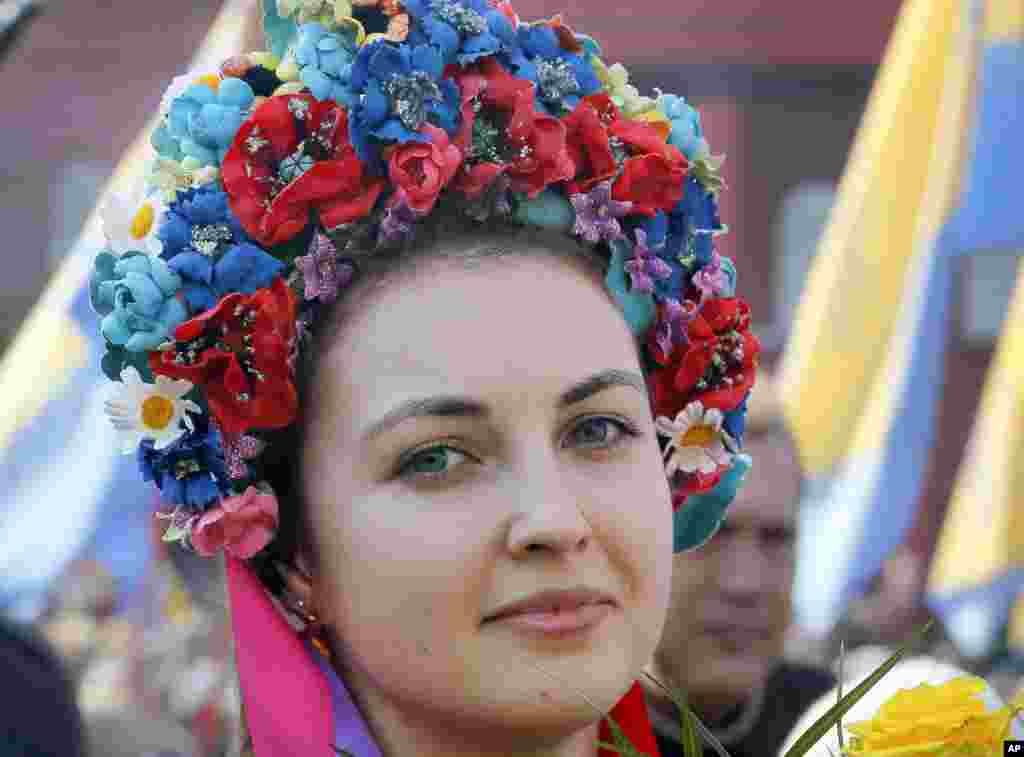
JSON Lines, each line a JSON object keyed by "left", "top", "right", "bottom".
{"left": 843, "top": 676, "right": 1024, "bottom": 757}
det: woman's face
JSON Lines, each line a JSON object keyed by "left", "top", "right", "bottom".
{"left": 302, "top": 253, "right": 672, "bottom": 750}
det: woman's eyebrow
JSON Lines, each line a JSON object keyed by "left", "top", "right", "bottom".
{"left": 360, "top": 368, "right": 647, "bottom": 442}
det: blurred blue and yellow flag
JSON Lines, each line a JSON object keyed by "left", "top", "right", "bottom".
{"left": 0, "top": 0, "right": 257, "bottom": 621}
{"left": 783, "top": 0, "right": 1024, "bottom": 634}
{"left": 926, "top": 261, "right": 1024, "bottom": 658}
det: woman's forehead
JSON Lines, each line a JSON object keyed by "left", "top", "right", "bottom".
{"left": 314, "top": 258, "right": 642, "bottom": 420}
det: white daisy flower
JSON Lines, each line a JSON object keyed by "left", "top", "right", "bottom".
{"left": 655, "top": 400, "right": 735, "bottom": 476}
{"left": 104, "top": 367, "right": 202, "bottom": 454}
{"left": 100, "top": 187, "right": 165, "bottom": 257}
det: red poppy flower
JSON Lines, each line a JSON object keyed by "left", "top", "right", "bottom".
{"left": 453, "top": 58, "right": 575, "bottom": 199}
{"left": 222, "top": 94, "right": 385, "bottom": 247}
{"left": 563, "top": 93, "right": 688, "bottom": 216}
{"left": 386, "top": 123, "right": 463, "bottom": 214}
{"left": 647, "top": 297, "right": 760, "bottom": 420}
{"left": 150, "top": 277, "right": 299, "bottom": 435}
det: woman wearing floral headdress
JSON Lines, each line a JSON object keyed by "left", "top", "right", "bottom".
{"left": 89, "top": 1, "right": 760, "bottom": 754}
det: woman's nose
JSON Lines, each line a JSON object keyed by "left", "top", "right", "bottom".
{"left": 504, "top": 460, "right": 593, "bottom": 557}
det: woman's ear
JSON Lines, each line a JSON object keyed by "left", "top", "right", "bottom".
{"left": 273, "top": 559, "right": 315, "bottom": 610}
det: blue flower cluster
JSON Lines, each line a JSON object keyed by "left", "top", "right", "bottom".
{"left": 158, "top": 187, "right": 284, "bottom": 313}
{"left": 152, "top": 77, "right": 256, "bottom": 166}
{"left": 138, "top": 418, "right": 229, "bottom": 509}
{"left": 295, "top": 22, "right": 360, "bottom": 106}
{"left": 90, "top": 251, "right": 188, "bottom": 352}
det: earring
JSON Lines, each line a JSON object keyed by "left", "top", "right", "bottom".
{"left": 289, "top": 597, "right": 332, "bottom": 661}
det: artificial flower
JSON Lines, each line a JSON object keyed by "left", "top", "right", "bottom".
{"left": 220, "top": 53, "right": 285, "bottom": 98}
{"left": 100, "top": 187, "right": 165, "bottom": 257}
{"left": 278, "top": 0, "right": 353, "bottom": 26}
{"left": 158, "top": 70, "right": 223, "bottom": 120}
{"left": 692, "top": 251, "right": 734, "bottom": 301}
{"left": 105, "top": 366, "right": 201, "bottom": 454}
{"left": 220, "top": 431, "right": 267, "bottom": 479}
{"left": 647, "top": 297, "right": 759, "bottom": 418}
{"left": 666, "top": 174, "right": 723, "bottom": 263}
{"left": 347, "top": 39, "right": 458, "bottom": 166}
{"left": 657, "top": 92, "right": 709, "bottom": 161}
{"left": 655, "top": 401, "right": 735, "bottom": 477}
{"left": 593, "top": 59, "right": 656, "bottom": 118}
{"left": 569, "top": 178, "right": 632, "bottom": 243}
{"left": 403, "top": 0, "right": 515, "bottom": 66}
{"left": 191, "top": 485, "right": 280, "bottom": 559}
{"left": 157, "top": 186, "right": 284, "bottom": 313}
{"left": 453, "top": 57, "right": 575, "bottom": 199}
{"left": 150, "top": 277, "right": 299, "bottom": 435}
{"left": 222, "top": 94, "right": 385, "bottom": 246}
{"left": 652, "top": 296, "right": 698, "bottom": 360}
{"left": 146, "top": 157, "right": 199, "bottom": 203}
{"left": 502, "top": 16, "right": 601, "bottom": 114}
{"left": 156, "top": 77, "right": 257, "bottom": 167}
{"left": 563, "top": 93, "right": 688, "bottom": 216}
{"left": 387, "top": 122, "right": 463, "bottom": 214}
{"left": 377, "top": 194, "right": 421, "bottom": 245}
{"left": 623, "top": 228, "right": 673, "bottom": 292}
{"left": 138, "top": 419, "right": 230, "bottom": 509}
{"left": 352, "top": 0, "right": 409, "bottom": 43}
{"left": 294, "top": 22, "right": 360, "bottom": 106}
{"left": 294, "top": 231, "right": 353, "bottom": 303}
{"left": 90, "top": 251, "right": 188, "bottom": 352}
{"left": 845, "top": 676, "right": 1023, "bottom": 757}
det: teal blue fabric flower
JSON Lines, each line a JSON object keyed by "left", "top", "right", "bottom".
{"left": 605, "top": 237, "right": 656, "bottom": 337}
{"left": 657, "top": 92, "right": 709, "bottom": 161}
{"left": 161, "top": 78, "right": 256, "bottom": 167}
{"left": 90, "top": 251, "right": 188, "bottom": 352}
{"left": 673, "top": 454, "right": 751, "bottom": 552}
{"left": 295, "top": 22, "right": 359, "bottom": 106}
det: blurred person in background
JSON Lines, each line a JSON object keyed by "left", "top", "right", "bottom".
{"left": 1, "top": 610, "right": 86, "bottom": 756}
{"left": 644, "top": 397, "right": 836, "bottom": 757}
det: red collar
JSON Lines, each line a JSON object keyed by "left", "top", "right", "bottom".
{"left": 598, "top": 681, "right": 661, "bottom": 757}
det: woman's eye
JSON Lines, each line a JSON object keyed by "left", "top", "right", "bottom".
{"left": 398, "top": 445, "right": 471, "bottom": 482}
{"left": 566, "top": 416, "right": 640, "bottom": 450}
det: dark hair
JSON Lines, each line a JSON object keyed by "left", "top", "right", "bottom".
{"left": 249, "top": 203, "right": 647, "bottom": 599}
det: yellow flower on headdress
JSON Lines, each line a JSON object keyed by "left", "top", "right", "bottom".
{"left": 845, "top": 676, "right": 1022, "bottom": 757}
{"left": 592, "top": 58, "right": 660, "bottom": 119}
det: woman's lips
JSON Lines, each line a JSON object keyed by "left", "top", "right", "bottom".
{"left": 483, "top": 601, "right": 616, "bottom": 637}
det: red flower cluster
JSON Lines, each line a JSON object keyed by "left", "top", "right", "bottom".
{"left": 563, "top": 93, "right": 688, "bottom": 216}
{"left": 386, "top": 123, "right": 462, "bottom": 214}
{"left": 150, "top": 278, "right": 299, "bottom": 434}
{"left": 222, "top": 94, "right": 385, "bottom": 247}
{"left": 453, "top": 58, "right": 575, "bottom": 199}
{"left": 647, "top": 297, "right": 760, "bottom": 421}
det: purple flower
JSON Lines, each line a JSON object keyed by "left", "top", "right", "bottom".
{"left": 294, "top": 232, "right": 353, "bottom": 304}
{"left": 623, "top": 229, "right": 673, "bottom": 293}
{"left": 378, "top": 196, "right": 421, "bottom": 246}
{"left": 220, "top": 430, "right": 266, "bottom": 480}
{"left": 570, "top": 180, "right": 633, "bottom": 244}
{"left": 655, "top": 297, "right": 698, "bottom": 357}
{"left": 693, "top": 251, "right": 730, "bottom": 302}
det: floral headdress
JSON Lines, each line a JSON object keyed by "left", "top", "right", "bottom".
{"left": 91, "top": 0, "right": 760, "bottom": 561}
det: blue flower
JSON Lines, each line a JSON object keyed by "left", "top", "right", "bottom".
{"left": 161, "top": 78, "right": 256, "bottom": 166}
{"left": 157, "top": 187, "right": 284, "bottom": 313}
{"left": 294, "top": 22, "right": 360, "bottom": 106}
{"left": 404, "top": 0, "right": 515, "bottom": 66}
{"left": 90, "top": 251, "right": 188, "bottom": 352}
{"left": 636, "top": 212, "right": 689, "bottom": 302}
{"left": 657, "top": 93, "right": 709, "bottom": 161}
{"left": 501, "top": 22, "right": 601, "bottom": 114}
{"left": 723, "top": 396, "right": 748, "bottom": 446}
{"left": 348, "top": 39, "right": 459, "bottom": 168}
{"left": 138, "top": 419, "right": 230, "bottom": 510}
{"left": 666, "top": 176, "right": 723, "bottom": 265}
